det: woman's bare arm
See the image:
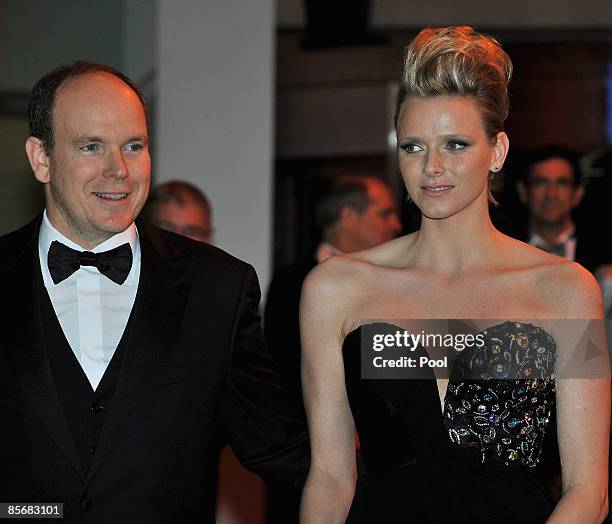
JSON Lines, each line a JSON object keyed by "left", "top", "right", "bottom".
{"left": 299, "top": 259, "right": 359, "bottom": 523}
{"left": 545, "top": 267, "right": 610, "bottom": 523}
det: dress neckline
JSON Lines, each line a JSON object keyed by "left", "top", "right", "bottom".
{"left": 344, "top": 320, "right": 553, "bottom": 342}
{"left": 342, "top": 320, "right": 556, "bottom": 416}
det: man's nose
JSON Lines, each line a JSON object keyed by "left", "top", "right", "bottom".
{"left": 544, "top": 182, "right": 560, "bottom": 198}
{"left": 105, "top": 149, "right": 128, "bottom": 179}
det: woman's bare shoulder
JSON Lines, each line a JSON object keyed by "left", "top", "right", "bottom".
{"left": 343, "top": 233, "right": 419, "bottom": 268}
{"left": 492, "top": 236, "right": 601, "bottom": 318}
{"left": 302, "top": 252, "right": 377, "bottom": 302}
{"left": 500, "top": 235, "right": 567, "bottom": 268}
{"left": 300, "top": 241, "right": 415, "bottom": 338}
{"left": 299, "top": 257, "right": 365, "bottom": 342}
{"left": 547, "top": 262, "right": 601, "bottom": 318}
{"left": 522, "top": 251, "right": 602, "bottom": 319}
{"left": 304, "top": 233, "right": 418, "bottom": 288}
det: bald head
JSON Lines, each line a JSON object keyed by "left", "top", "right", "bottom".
{"left": 318, "top": 176, "right": 401, "bottom": 253}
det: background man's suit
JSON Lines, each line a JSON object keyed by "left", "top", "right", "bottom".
{"left": 0, "top": 216, "right": 308, "bottom": 523}
{"left": 507, "top": 224, "right": 611, "bottom": 273}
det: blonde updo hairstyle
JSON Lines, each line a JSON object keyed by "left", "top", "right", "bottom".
{"left": 395, "top": 26, "right": 513, "bottom": 203}
{"left": 395, "top": 25, "right": 512, "bottom": 138}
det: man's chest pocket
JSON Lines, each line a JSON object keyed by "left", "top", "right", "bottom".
{"left": 147, "top": 363, "right": 219, "bottom": 422}
{"left": 152, "top": 363, "right": 212, "bottom": 387}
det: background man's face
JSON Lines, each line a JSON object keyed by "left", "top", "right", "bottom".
{"left": 153, "top": 200, "right": 213, "bottom": 243}
{"left": 41, "top": 72, "right": 150, "bottom": 248}
{"left": 351, "top": 180, "right": 401, "bottom": 250}
{"left": 526, "top": 157, "right": 581, "bottom": 226}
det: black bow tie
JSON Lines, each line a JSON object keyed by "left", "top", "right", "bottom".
{"left": 47, "top": 240, "right": 133, "bottom": 285}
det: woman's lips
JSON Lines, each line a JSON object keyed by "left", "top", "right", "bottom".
{"left": 421, "top": 185, "right": 453, "bottom": 197}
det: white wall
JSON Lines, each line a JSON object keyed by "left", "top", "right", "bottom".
{"left": 124, "top": 0, "right": 158, "bottom": 96}
{"left": 157, "top": 0, "right": 274, "bottom": 290}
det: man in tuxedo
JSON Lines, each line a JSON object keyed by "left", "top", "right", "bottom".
{"left": 0, "top": 61, "right": 307, "bottom": 523}
{"left": 516, "top": 145, "right": 609, "bottom": 272}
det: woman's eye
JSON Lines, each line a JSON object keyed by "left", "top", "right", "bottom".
{"left": 446, "top": 141, "right": 468, "bottom": 151}
{"left": 399, "top": 143, "right": 422, "bottom": 153}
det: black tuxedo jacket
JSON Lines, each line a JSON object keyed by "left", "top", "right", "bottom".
{"left": 0, "top": 217, "right": 308, "bottom": 523}
{"left": 264, "top": 258, "right": 317, "bottom": 401}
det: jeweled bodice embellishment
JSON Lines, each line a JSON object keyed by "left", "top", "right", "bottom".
{"left": 443, "top": 322, "right": 556, "bottom": 467}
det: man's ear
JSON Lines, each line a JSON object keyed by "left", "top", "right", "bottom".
{"left": 571, "top": 185, "right": 585, "bottom": 208}
{"left": 516, "top": 180, "right": 528, "bottom": 205}
{"left": 25, "top": 137, "right": 51, "bottom": 184}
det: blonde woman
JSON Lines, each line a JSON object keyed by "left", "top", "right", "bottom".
{"left": 300, "top": 26, "right": 610, "bottom": 524}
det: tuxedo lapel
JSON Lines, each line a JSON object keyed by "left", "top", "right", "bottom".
{"left": 84, "top": 225, "right": 197, "bottom": 485}
{"left": 3, "top": 218, "right": 84, "bottom": 481}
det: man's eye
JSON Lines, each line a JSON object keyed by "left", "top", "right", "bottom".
{"left": 81, "top": 144, "right": 100, "bottom": 153}
{"left": 399, "top": 143, "right": 422, "bottom": 153}
{"left": 124, "top": 143, "right": 144, "bottom": 152}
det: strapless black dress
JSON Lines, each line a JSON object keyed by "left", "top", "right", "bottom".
{"left": 343, "top": 322, "right": 556, "bottom": 523}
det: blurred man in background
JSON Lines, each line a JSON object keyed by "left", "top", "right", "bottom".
{"left": 516, "top": 145, "right": 608, "bottom": 271}
{"left": 146, "top": 180, "right": 214, "bottom": 243}
{"left": 265, "top": 175, "right": 400, "bottom": 400}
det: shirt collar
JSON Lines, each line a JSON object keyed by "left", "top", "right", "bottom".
{"left": 38, "top": 210, "right": 140, "bottom": 287}
{"left": 528, "top": 224, "right": 575, "bottom": 249}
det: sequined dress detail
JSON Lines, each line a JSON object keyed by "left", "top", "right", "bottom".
{"left": 443, "top": 321, "right": 556, "bottom": 467}
{"left": 342, "top": 321, "right": 557, "bottom": 524}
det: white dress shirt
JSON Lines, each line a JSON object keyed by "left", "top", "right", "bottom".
{"left": 38, "top": 211, "right": 141, "bottom": 390}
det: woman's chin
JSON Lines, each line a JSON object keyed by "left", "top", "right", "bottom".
{"left": 419, "top": 206, "right": 455, "bottom": 221}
